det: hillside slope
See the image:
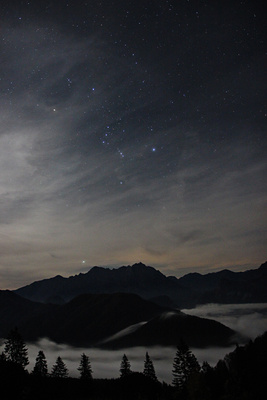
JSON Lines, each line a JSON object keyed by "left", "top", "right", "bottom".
{"left": 102, "top": 310, "right": 236, "bottom": 348}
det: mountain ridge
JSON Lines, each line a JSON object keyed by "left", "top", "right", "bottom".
{"left": 15, "top": 262, "right": 189, "bottom": 306}
{"left": 14, "top": 261, "right": 267, "bottom": 307}
{"left": 0, "top": 290, "right": 236, "bottom": 348}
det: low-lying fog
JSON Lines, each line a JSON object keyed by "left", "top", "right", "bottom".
{"left": 181, "top": 303, "right": 267, "bottom": 341}
{"left": 24, "top": 339, "right": 234, "bottom": 383}
{"left": 1, "top": 303, "right": 267, "bottom": 383}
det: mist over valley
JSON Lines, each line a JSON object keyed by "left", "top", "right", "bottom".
{"left": 1, "top": 262, "right": 267, "bottom": 383}
{"left": 1, "top": 302, "right": 266, "bottom": 383}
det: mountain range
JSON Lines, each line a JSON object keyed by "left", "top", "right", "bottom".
{"left": 0, "top": 290, "right": 235, "bottom": 348}
{"left": 15, "top": 261, "right": 267, "bottom": 307}
{"left": 1, "top": 262, "right": 266, "bottom": 349}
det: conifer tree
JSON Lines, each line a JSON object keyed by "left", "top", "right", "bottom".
{"left": 172, "top": 340, "right": 200, "bottom": 389}
{"left": 120, "top": 354, "right": 131, "bottom": 377}
{"left": 51, "top": 356, "right": 68, "bottom": 378}
{"left": 32, "top": 350, "right": 48, "bottom": 377}
{"left": 4, "top": 327, "right": 29, "bottom": 369}
{"left": 78, "top": 353, "right": 93, "bottom": 380}
{"left": 201, "top": 360, "right": 212, "bottom": 374}
{"left": 143, "top": 352, "right": 157, "bottom": 381}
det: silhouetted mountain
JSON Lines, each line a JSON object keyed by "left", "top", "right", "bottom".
{"left": 180, "top": 261, "right": 267, "bottom": 304}
{"left": 148, "top": 295, "right": 178, "bottom": 308}
{"left": 0, "top": 291, "right": 235, "bottom": 348}
{"left": 102, "top": 310, "right": 236, "bottom": 349}
{"left": 15, "top": 261, "right": 267, "bottom": 308}
{"left": 15, "top": 263, "right": 191, "bottom": 306}
{"left": 0, "top": 291, "right": 168, "bottom": 345}
{"left": 21, "top": 293, "right": 168, "bottom": 346}
{"left": 0, "top": 290, "right": 54, "bottom": 338}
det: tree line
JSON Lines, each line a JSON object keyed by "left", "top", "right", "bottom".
{"left": 1, "top": 327, "right": 202, "bottom": 386}
{"left": 1, "top": 327, "right": 267, "bottom": 399}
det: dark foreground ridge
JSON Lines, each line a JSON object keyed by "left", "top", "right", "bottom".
{"left": 1, "top": 332, "right": 267, "bottom": 400}
{"left": 0, "top": 291, "right": 235, "bottom": 348}
{"left": 15, "top": 261, "right": 267, "bottom": 307}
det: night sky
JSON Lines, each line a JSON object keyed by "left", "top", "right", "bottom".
{"left": 0, "top": 0, "right": 266, "bottom": 289}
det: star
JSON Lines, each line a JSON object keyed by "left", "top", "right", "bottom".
{"left": 0, "top": 0, "right": 265, "bottom": 291}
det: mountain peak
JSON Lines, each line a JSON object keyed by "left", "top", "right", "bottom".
{"left": 132, "top": 262, "right": 148, "bottom": 268}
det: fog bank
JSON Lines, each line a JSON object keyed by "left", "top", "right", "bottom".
{"left": 1, "top": 303, "right": 266, "bottom": 383}
{"left": 182, "top": 303, "right": 267, "bottom": 341}
{"left": 25, "top": 339, "right": 234, "bottom": 383}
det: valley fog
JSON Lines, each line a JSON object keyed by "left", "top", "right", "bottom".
{"left": 24, "top": 339, "right": 234, "bottom": 384}
{"left": 1, "top": 303, "right": 267, "bottom": 383}
{"left": 181, "top": 303, "right": 267, "bottom": 342}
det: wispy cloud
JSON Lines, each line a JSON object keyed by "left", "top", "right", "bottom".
{"left": 0, "top": 17, "right": 266, "bottom": 287}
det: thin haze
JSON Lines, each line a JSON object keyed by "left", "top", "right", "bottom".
{"left": 0, "top": 1, "right": 266, "bottom": 288}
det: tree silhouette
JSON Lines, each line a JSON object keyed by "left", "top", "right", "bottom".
{"left": 78, "top": 353, "right": 93, "bottom": 380}
{"left": 201, "top": 361, "right": 212, "bottom": 374}
{"left": 32, "top": 350, "right": 48, "bottom": 377}
{"left": 143, "top": 352, "right": 157, "bottom": 381}
{"left": 172, "top": 340, "right": 200, "bottom": 389}
{"left": 120, "top": 354, "right": 131, "bottom": 377}
{"left": 51, "top": 356, "right": 68, "bottom": 378}
{"left": 4, "top": 327, "right": 29, "bottom": 369}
